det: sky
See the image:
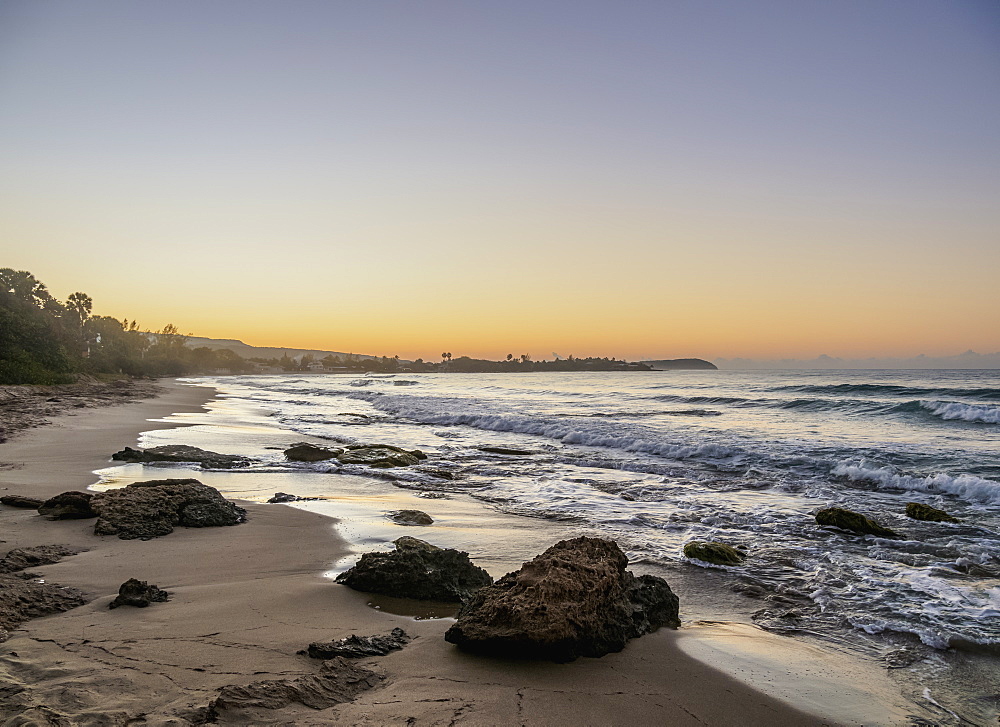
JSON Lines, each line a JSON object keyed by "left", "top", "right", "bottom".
{"left": 1, "top": 0, "right": 998, "bottom": 362}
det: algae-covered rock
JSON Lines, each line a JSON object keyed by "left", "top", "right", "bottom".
{"left": 338, "top": 445, "right": 425, "bottom": 468}
{"left": 905, "top": 502, "right": 959, "bottom": 523}
{"left": 815, "top": 507, "right": 898, "bottom": 538}
{"left": 683, "top": 541, "right": 746, "bottom": 566}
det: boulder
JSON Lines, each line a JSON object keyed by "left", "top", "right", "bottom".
{"left": 111, "top": 445, "right": 251, "bottom": 469}
{"left": 683, "top": 541, "right": 746, "bottom": 566}
{"left": 388, "top": 509, "right": 434, "bottom": 526}
{"left": 477, "top": 446, "right": 535, "bottom": 456}
{"left": 267, "top": 492, "right": 322, "bottom": 504}
{"left": 37, "top": 491, "right": 96, "bottom": 520}
{"left": 905, "top": 502, "right": 959, "bottom": 523}
{"left": 202, "top": 657, "right": 382, "bottom": 721}
{"left": 338, "top": 445, "right": 426, "bottom": 468}
{"left": 109, "top": 578, "right": 170, "bottom": 609}
{"left": 305, "top": 628, "right": 410, "bottom": 659}
{"left": 815, "top": 507, "right": 898, "bottom": 538}
{"left": 335, "top": 536, "right": 492, "bottom": 602}
{"left": 0, "top": 545, "right": 80, "bottom": 574}
{"left": 0, "top": 495, "right": 44, "bottom": 509}
{"left": 444, "top": 537, "right": 679, "bottom": 661}
{"left": 283, "top": 443, "right": 343, "bottom": 462}
{"left": 91, "top": 478, "right": 247, "bottom": 540}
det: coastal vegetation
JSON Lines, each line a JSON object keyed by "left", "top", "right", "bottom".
{"left": 2, "top": 268, "right": 695, "bottom": 384}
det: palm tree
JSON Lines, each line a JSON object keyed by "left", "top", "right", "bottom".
{"left": 66, "top": 292, "right": 93, "bottom": 328}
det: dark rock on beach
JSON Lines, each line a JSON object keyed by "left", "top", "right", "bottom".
{"left": 0, "top": 495, "right": 44, "bottom": 509}
{"left": 444, "top": 536, "right": 680, "bottom": 662}
{"left": 815, "top": 507, "right": 899, "bottom": 538}
{"left": 0, "top": 545, "right": 81, "bottom": 574}
{"left": 111, "top": 444, "right": 252, "bottom": 469}
{"left": 387, "top": 509, "right": 434, "bottom": 526}
{"left": 683, "top": 541, "right": 746, "bottom": 566}
{"left": 335, "top": 536, "right": 492, "bottom": 602}
{"left": 337, "top": 444, "right": 426, "bottom": 468}
{"left": 200, "top": 657, "right": 382, "bottom": 721}
{"left": 283, "top": 443, "right": 343, "bottom": 462}
{"left": 267, "top": 492, "right": 323, "bottom": 504}
{"left": 306, "top": 627, "right": 410, "bottom": 660}
{"left": 905, "top": 502, "right": 959, "bottom": 523}
{"left": 477, "top": 446, "right": 535, "bottom": 456}
{"left": 91, "top": 478, "right": 247, "bottom": 540}
{"left": 0, "top": 545, "right": 86, "bottom": 641}
{"left": 37, "top": 491, "right": 96, "bottom": 520}
{"left": 109, "top": 578, "right": 170, "bottom": 609}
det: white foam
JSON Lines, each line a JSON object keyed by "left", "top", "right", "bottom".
{"left": 921, "top": 400, "right": 1000, "bottom": 424}
{"left": 833, "top": 461, "right": 1000, "bottom": 504}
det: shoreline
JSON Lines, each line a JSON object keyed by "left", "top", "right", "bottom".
{"left": 0, "top": 378, "right": 893, "bottom": 724}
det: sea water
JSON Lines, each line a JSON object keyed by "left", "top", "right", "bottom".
{"left": 97, "top": 369, "right": 1000, "bottom": 719}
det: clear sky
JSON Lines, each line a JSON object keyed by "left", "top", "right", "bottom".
{"left": 2, "top": 0, "right": 998, "bottom": 361}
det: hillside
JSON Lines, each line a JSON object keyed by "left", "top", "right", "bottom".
{"left": 183, "top": 336, "right": 377, "bottom": 362}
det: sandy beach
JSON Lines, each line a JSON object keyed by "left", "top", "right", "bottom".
{"left": 0, "top": 379, "right": 919, "bottom": 725}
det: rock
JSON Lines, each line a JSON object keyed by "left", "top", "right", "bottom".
{"left": 337, "top": 445, "right": 425, "bottom": 468}
{"left": 202, "top": 657, "right": 382, "bottom": 721}
{"left": 477, "top": 446, "right": 535, "bottom": 455}
{"left": 335, "top": 536, "right": 492, "bottom": 602}
{"left": 683, "top": 541, "right": 746, "bottom": 566}
{"left": 91, "top": 478, "right": 247, "bottom": 540}
{"left": 0, "top": 495, "right": 43, "bottom": 509}
{"left": 283, "top": 443, "right": 342, "bottom": 462}
{"left": 387, "top": 509, "right": 434, "bottom": 526}
{"left": 444, "top": 536, "right": 680, "bottom": 661}
{"left": 109, "top": 578, "right": 170, "bottom": 609}
{"left": 0, "top": 545, "right": 80, "bottom": 574}
{"left": 905, "top": 502, "right": 959, "bottom": 523}
{"left": 267, "top": 492, "right": 322, "bottom": 504}
{"left": 815, "top": 507, "right": 898, "bottom": 538}
{"left": 0, "top": 574, "right": 87, "bottom": 640}
{"left": 305, "top": 628, "right": 410, "bottom": 659}
{"left": 37, "top": 491, "right": 96, "bottom": 520}
{"left": 111, "top": 445, "right": 251, "bottom": 469}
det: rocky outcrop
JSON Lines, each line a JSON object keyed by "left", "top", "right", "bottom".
{"left": 305, "top": 628, "right": 410, "bottom": 659}
{"left": 683, "top": 541, "right": 746, "bottom": 566}
{"left": 0, "top": 545, "right": 81, "bottom": 574}
{"left": 387, "top": 509, "right": 433, "bottom": 526}
{"left": 0, "top": 495, "right": 44, "bottom": 509}
{"left": 91, "top": 478, "right": 247, "bottom": 540}
{"left": 111, "top": 445, "right": 251, "bottom": 469}
{"left": 905, "top": 502, "right": 959, "bottom": 523}
{"left": 444, "top": 537, "right": 680, "bottom": 661}
{"left": 108, "top": 578, "right": 170, "bottom": 609}
{"left": 0, "top": 546, "right": 86, "bottom": 641}
{"left": 37, "top": 491, "right": 96, "bottom": 519}
{"left": 283, "top": 443, "right": 343, "bottom": 462}
{"left": 815, "top": 507, "right": 898, "bottom": 538}
{"left": 200, "top": 657, "right": 382, "bottom": 721}
{"left": 337, "top": 445, "right": 426, "bottom": 468}
{"left": 477, "top": 446, "right": 535, "bottom": 456}
{"left": 335, "top": 536, "right": 492, "bottom": 602}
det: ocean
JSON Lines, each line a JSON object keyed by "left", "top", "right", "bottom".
{"left": 97, "top": 368, "right": 1000, "bottom": 721}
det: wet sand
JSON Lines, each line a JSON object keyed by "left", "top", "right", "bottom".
{"left": 0, "top": 379, "right": 901, "bottom": 724}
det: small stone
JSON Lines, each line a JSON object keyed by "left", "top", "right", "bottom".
{"left": 108, "top": 578, "right": 170, "bottom": 609}
{"left": 387, "top": 509, "right": 434, "bottom": 526}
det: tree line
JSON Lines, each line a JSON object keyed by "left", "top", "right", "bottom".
{"left": 0, "top": 269, "right": 253, "bottom": 384}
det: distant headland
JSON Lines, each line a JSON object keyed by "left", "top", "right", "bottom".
{"left": 641, "top": 359, "right": 718, "bottom": 371}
